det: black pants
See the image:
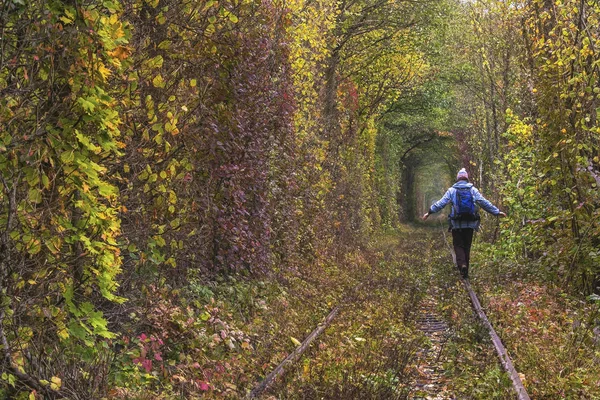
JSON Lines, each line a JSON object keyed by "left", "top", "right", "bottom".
{"left": 452, "top": 228, "right": 474, "bottom": 267}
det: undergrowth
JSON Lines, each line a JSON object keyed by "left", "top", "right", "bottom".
{"left": 470, "top": 242, "right": 600, "bottom": 398}
{"left": 38, "top": 226, "right": 527, "bottom": 400}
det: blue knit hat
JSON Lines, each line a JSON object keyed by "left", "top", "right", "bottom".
{"left": 457, "top": 168, "right": 469, "bottom": 181}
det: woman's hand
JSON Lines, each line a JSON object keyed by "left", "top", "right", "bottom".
{"left": 498, "top": 211, "right": 507, "bottom": 217}
{"left": 422, "top": 212, "right": 430, "bottom": 221}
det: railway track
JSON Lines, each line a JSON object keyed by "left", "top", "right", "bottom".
{"left": 408, "top": 294, "right": 452, "bottom": 400}
{"left": 247, "top": 228, "right": 529, "bottom": 399}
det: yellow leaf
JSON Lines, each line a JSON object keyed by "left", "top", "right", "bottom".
{"left": 98, "top": 63, "right": 111, "bottom": 80}
{"left": 152, "top": 75, "right": 164, "bottom": 88}
{"left": 290, "top": 336, "right": 301, "bottom": 347}
{"left": 59, "top": 16, "right": 72, "bottom": 24}
{"left": 303, "top": 362, "right": 310, "bottom": 378}
{"left": 57, "top": 328, "right": 69, "bottom": 340}
{"left": 50, "top": 376, "right": 61, "bottom": 390}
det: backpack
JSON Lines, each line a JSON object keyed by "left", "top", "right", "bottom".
{"left": 452, "top": 187, "right": 479, "bottom": 221}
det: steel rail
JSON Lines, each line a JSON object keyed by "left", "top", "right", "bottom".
{"left": 439, "top": 221, "right": 530, "bottom": 400}
{"left": 245, "top": 271, "right": 381, "bottom": 398}
{"left": 245, "top": 305, "right": 341, "bottom": 399}
{"left": 462, "top": 279, "right": 530, "bottom": 400}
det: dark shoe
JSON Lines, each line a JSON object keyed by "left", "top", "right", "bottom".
{"left": 460, "top": 265, "right": 469, "bottom": 279}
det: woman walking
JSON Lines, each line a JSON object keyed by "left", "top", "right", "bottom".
{"left": 422, "top": 168, "right": 506, "bottom": 279}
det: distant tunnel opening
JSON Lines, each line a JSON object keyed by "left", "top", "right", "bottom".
{"left": 414, "top": 162, "right": 453, "bottom": 220}
{"left": 398, "top": 140, "right": 456, "bottom": 222}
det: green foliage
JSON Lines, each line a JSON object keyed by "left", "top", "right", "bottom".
{"left": 1, "top": 0, "right": 130, "bottom": 395}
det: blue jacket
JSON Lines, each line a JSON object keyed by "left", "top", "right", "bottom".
{"left": 428, "top": 180, "right": 500, "bottom": 231}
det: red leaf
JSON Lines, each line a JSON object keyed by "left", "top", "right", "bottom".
{"left": 141, "top": 359, "right": 152, "bottom": 372}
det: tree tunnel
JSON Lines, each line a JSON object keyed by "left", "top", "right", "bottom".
{"left": 375, "top": 77, "right": 464, "bottom": 224}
